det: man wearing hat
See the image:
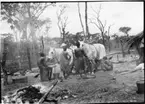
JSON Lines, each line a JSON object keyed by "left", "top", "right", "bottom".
{"left": 60, "top": 43, "right": 68, "bottom": 51}
{"left": 60, "top": 43, "right": 72, "bottom": 79}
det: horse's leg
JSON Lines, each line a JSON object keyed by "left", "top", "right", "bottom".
{"left": 64, "top": 72, "right": 67, "bottom": 79}
{"left": 70, "top": 63, "right": 74, "bottom": 73}
{"left": 82, "top": 57, "right": 87, "bottom": 75}
{"left": 85, "top": 57, "right": 91, "bottom": 74}
{"left": 90, "top": 60, "right": 96, "bottom": 74}
{"left": 78, "top": 69, "right": 83, "bottom": 78}
{"left": 66, "top": 66, "right": 71, "bottom": 79}
{"left": 62, "top": 70, "right": 66, "bottom": 79}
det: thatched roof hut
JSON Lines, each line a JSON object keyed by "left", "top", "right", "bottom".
{"left": 127, "top": 31, "right": 144, "bottom": 50}
{"left": 126, "top": 31, "right": 144, "bottom": 64}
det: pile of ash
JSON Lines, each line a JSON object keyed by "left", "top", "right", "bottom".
{"left": 2, "top": 85, "right": 77, "bottom": 104}
{"left": 2, "top": 85, "right": 44, "bottom": 104}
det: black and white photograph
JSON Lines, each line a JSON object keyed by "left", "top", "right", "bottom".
{"left": 0, "top": 1, "right": 144, "bottom": 104}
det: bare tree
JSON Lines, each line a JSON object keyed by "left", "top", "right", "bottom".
{"left": 36, "top": 18, "right": 51, "bottom": 52}
{"left": 89, "top": 4, "right": 107, "bottom": 46}
{"left": 112, "top": 34, "right": 129, "bottom": 57}
{"left": 85, "top": 2, "right": 89, "bottom": 39}
{"left": 107, "top": 24, "right": 114, "bottom": 51}
{"left": 56, "top": 5, "right": 69, "bottom": 41}
{"left": 77, "top": 2, "right": 85, "bottom": 37}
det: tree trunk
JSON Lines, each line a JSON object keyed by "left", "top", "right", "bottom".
{"left": 78, "top": 3, "right": 85, "bottom": 37}
{"left": 107, "top": 28, "right": 111, "bottom": 52}
{"left": 1, "top": 39, "right": 8, "bottom": 85}
{"left": 62, "top": 28, "right": 65, "bottom": 42}
{"left": 27, "top": 47, "right": 32, "bottom": 71}
{"left": 120, "top": 42, "right": 125, "bottom": 57}
{"left": 101, "top": 32, "right": 105, "bottom": 47}
{"left": 108, "top": 41, "right": 111, "bottom": 52}
{"left": 85, "top": 2, "right": 89, "bottom": 39}
{"left": 57, "top": 20, "right": 62, "bottom": 38}
{"left": 116, "top": 37, "right": 119, "bottom": 48}
{"left": 41, "top": 36, "right": 44, "bottom": 52}
{"left": 18, "top": 43, "right": 22, "bottom": 69}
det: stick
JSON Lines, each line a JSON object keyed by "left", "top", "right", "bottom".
{"left": 38, "top": 80, "right": 59, "bottom": 104}
{"left": 120, "top": 69, "right": 140, "bottom": 75}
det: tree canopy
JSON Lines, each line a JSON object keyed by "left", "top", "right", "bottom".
{"left": 119, "top": 27, "right": 131, "bottom": 36}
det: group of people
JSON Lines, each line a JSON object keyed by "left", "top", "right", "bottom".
{"left": 37, "top": 41, "right": 113, "bottom": 82}
{"left": 37, "top": 43, "right": 73, "bottom": 81}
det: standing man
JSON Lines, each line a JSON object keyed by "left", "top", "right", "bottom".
{"left": 37, "top": 52, "right": 50, "bottom": 82}
{"left": 60, "top": 43, "right": 72, "bottom": 79}
{"left": 74, "top": 48, "right": 86, "bottom": 77}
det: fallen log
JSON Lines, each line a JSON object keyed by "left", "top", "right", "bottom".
{"left": 38, "top": 80, "right": 59, "bottom": 104}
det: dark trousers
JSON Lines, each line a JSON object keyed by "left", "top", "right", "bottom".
{"left": 47, "top": 67, "right": 52, "bottom": 80}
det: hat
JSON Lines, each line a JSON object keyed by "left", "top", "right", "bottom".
{"left": 60, "top": 43, "right": 67, "bottom": 47}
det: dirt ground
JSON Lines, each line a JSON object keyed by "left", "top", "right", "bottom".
{"left": 2, "top": 53, "right": 144, "bottom": 103}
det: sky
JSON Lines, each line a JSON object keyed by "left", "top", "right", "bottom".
{"left": 0, "top": 2, "right": 144, "bottom": 38}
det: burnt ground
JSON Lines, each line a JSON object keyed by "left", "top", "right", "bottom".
{"left": 1, "top": 53, "right": 144, "bottom": 103}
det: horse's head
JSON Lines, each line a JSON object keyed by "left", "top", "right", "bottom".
{"left": 46, "top": 48, "right": 56, "bottom": 61}
{"left": 79, "top": 40, "right": 86, "bottom": 49}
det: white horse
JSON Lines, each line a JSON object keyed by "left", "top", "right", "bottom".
{"left": 78, "top": 41, "right": 106, "bottom": 73}
{"left": 47, "top": 47, "right": 74, "bottom": 65}
{"left": 79, "top": 41, "right": 106, "bottom": 60}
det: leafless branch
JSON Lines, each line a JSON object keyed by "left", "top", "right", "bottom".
{"left": 56, "top": 5, "right": 69, "bottom": 38}
{"left": 91, "top": 5, "right": 99, "bottom": 17}
{"left": 36, "top": 3, "right": 52, "bottom": 19}
{"left": 108, "top": 23, "right": 114, "bottom": 36}
{"left": 91, "top": 4, "right": 106, "bottom": 33}
{"left": 89, "top": 18, "right": 102, "bottom": 31}
{"left": 33, "top": 3, "right": 41, "bottom": 16}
